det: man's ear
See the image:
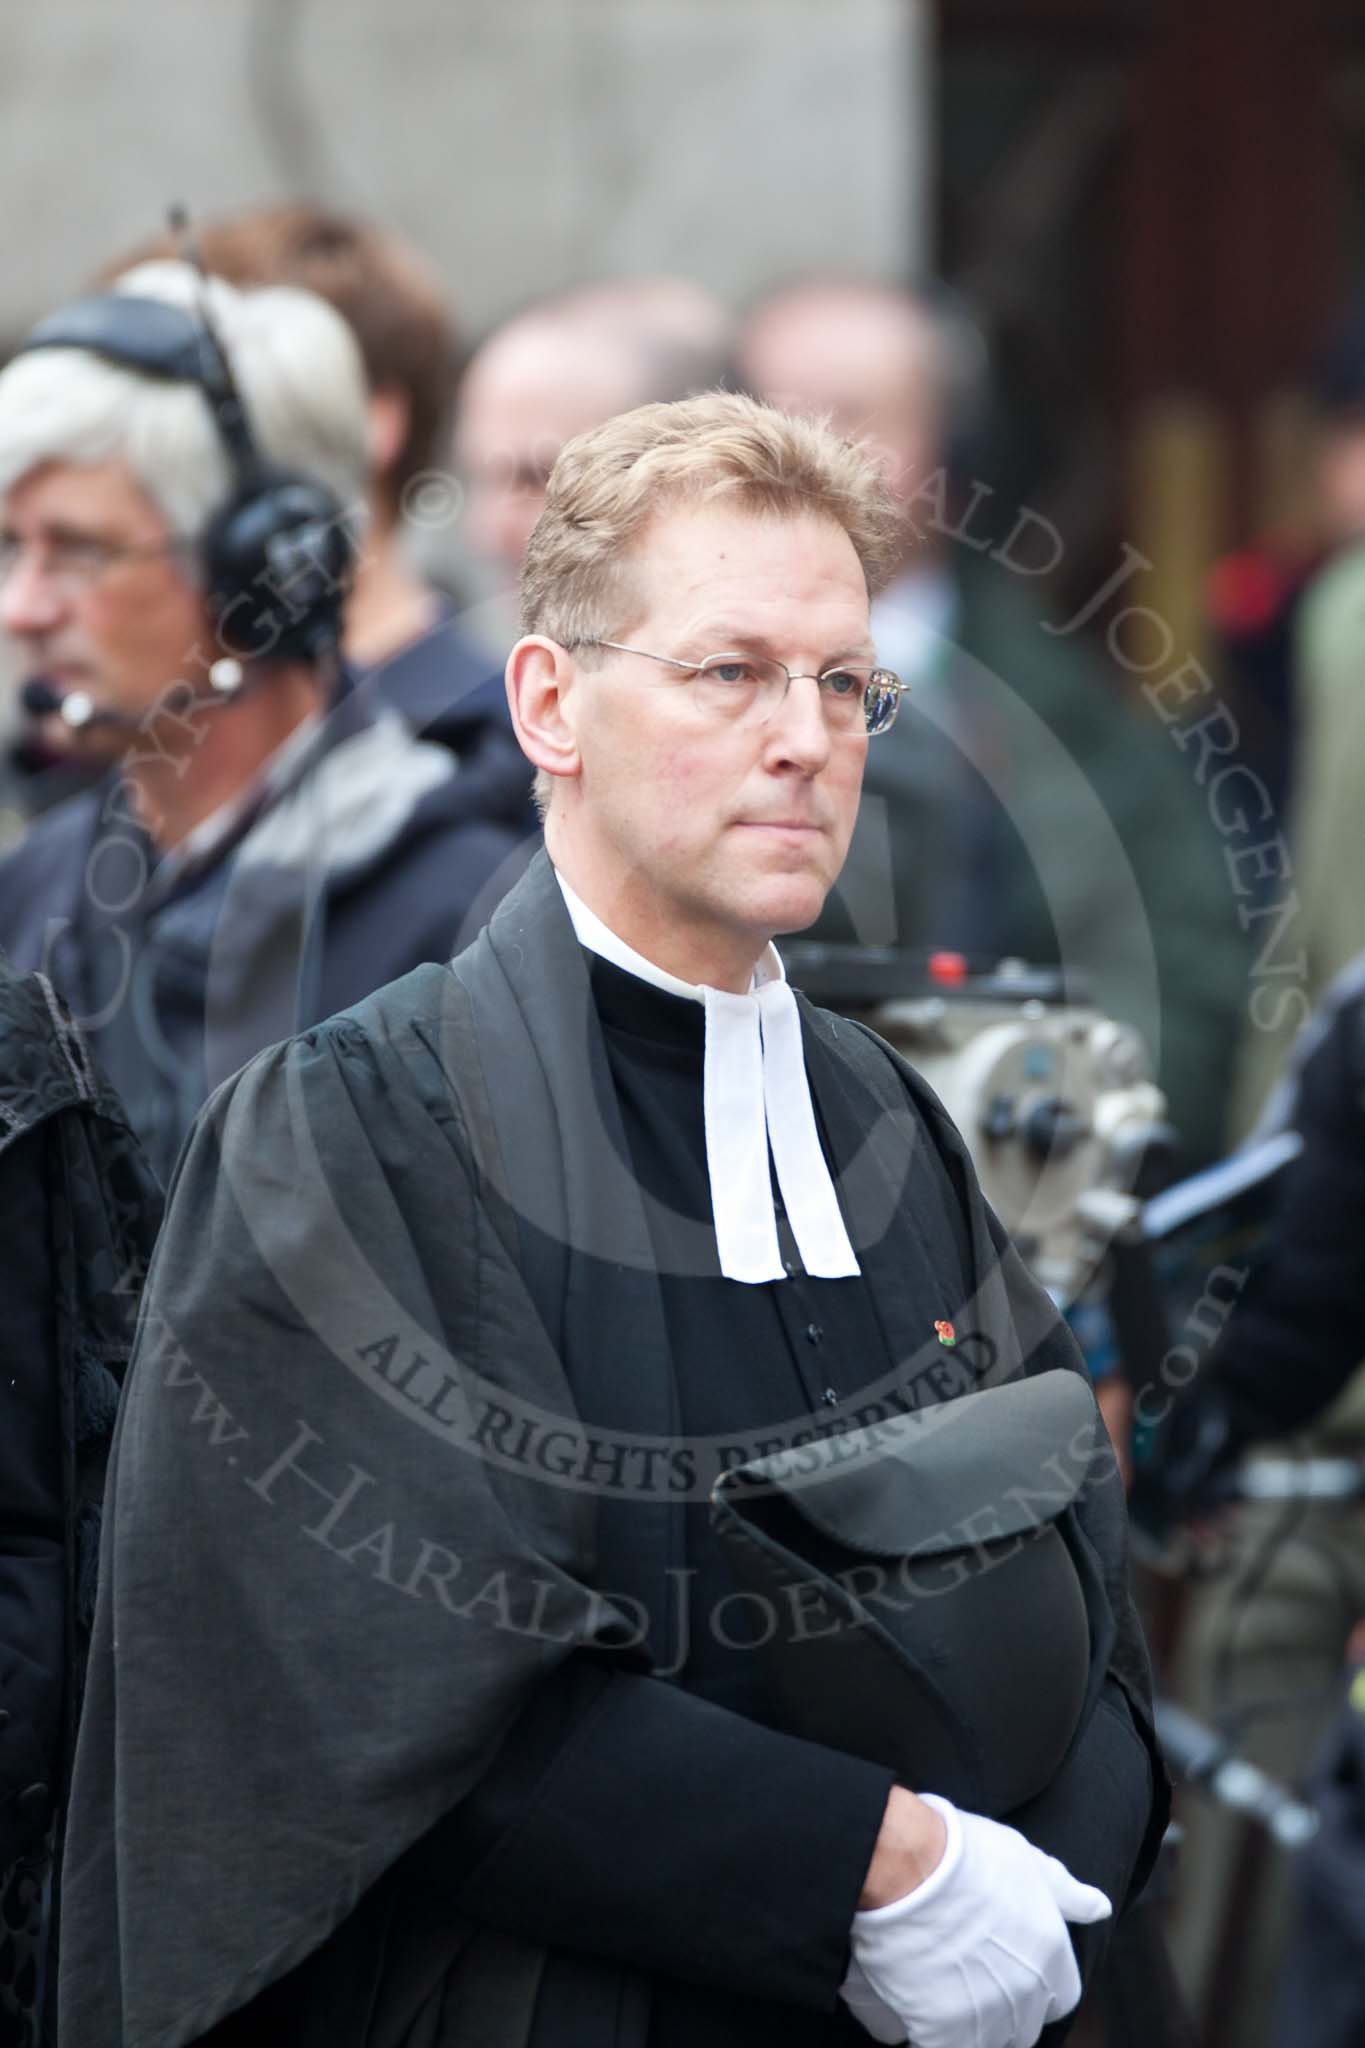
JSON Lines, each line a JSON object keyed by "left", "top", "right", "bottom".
{"left": 505, "top": 636, "right": 582, "bottom": 787}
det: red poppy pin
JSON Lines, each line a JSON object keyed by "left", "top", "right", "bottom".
{"left": 934, "top": 1320, "right": 956, "bottom": 1347}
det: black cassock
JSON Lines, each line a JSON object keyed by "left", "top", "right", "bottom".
{"left": 58, "top": 850, "right": 1163, "bottom": 2048}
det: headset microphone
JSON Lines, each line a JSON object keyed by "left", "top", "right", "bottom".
{"left": 20, "top": 679, "right": 65, "bottom": 719}
{"left": 20, "top": 678, "right": 130, "bottom": 731}
{"left": 21, "top": 655, "right": 244, "bottom": 732}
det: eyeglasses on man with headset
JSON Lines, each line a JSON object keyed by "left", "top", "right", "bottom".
{"left": 0, "top": 527, "right": 193, "bottom": 597}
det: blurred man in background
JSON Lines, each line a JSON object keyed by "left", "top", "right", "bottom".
{"left": 455, "top": 276, "right": 731, "bottom": 645}
{"left": 0, "top": 260, "right": 529, "bottom": 1182}
{"left": 1180, "top": 329, "right": 1365, "bottom": 2044}
{"left": 1206, "top": 298, "right": 1365, "bottom": 840}
{"left": 737, "top": 279, "right": 1248, "bottom": 1167}
{"left": 1225, "top": 340, "right": 1365, "bottom": 1138}
{"left": 1162, "top": 957, "right": 1365, "bottom": 1485}
{"left": 99, "top": 204, "right": 535, "bottom": 802}
{"left": 1153, "top": 945, "right": 1365, "bottom": 2048}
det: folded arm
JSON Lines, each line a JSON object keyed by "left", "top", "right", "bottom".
{"left": 410, "top": 1650, "right": 894, "bottom": 2010}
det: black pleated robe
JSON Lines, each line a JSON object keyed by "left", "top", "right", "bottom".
{"left": 58, "top": 850, "right": 1164, "bottom": 2048}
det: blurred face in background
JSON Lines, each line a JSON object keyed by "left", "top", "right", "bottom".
{"left": 738, "top": 288, "right": 943, "bottom": 521}
{"left": 0, "top": 459, "right": 208, "bottom": 763}
{"left": 456, "top": 319, "right": 650, "bottom": 577}
{"left": 1315, "top": 411, "right": 1365, "bottom": 546}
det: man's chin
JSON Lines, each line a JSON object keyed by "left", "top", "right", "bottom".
{"left": 29, "top": 715, "right": 128, "bottom": 770}
{"left": 746, "top": 876, "right": 832, "bottom": 939}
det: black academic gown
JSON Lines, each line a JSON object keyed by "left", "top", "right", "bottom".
{"left": 58, "top": 850, "right": 1164, "bottom": 2048}
{"left": 0, "top": 959, "right": 162, "bottom": 2045}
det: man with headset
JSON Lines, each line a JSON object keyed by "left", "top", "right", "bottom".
{"left": 0, "top": 260, "right": 533, "bottom": 1183}
{"left": 102, "top": 202, "right": 535, "bottom": 771}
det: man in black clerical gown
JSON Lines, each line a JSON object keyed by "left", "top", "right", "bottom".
{"left": 58, "top": 392, "right": 1165, "bottom": 2048}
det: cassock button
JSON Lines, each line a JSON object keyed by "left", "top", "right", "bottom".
{"left": 821, "top": 1387, "right": 839, "bottom": 1407}
{"left": 784, "top": 1258, "right": 800, "bottom": 1279}
{"left": 805, "top": 1323, "right": 824, "bottom": 1345}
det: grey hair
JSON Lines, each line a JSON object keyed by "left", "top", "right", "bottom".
{"left": 0, "top": 260, "right": 371, "bottom": 563}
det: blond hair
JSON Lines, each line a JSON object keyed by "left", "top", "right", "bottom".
{"left": 521, "top": 388, "right": 900, "bottom": 645}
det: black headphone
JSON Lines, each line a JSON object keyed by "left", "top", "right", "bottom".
{"left": 15, "top": 283, "right": 356, "bottom": 669}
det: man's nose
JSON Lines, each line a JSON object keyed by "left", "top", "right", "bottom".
{"left": 765, "top": 673, "right": 834, "bottom": 771}
{"left": 0, "top": 550, "right": 67, "bottom": 640}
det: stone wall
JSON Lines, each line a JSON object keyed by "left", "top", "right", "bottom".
{"left": 0, "top": 0, "right": 926, "bottom": 337}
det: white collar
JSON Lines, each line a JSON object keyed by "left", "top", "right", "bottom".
{"left": 554, "top": 871, "right": 784, "bottom": 1000}
{"left": 555, "top": 868, "right": 860, "bottom": 1285}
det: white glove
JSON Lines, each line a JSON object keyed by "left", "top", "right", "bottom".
{"left": 840, "top": 1955, "right": 909, "bottom": 2042}
{"left": 839, "top": 1794, "right": 1111, "bottom": 2048}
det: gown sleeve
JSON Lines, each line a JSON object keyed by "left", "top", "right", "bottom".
{"left": 58, "top": 991, "right": 618, "bottom": 2048}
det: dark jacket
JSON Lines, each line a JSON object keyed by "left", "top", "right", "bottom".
{"left": 363, "top": 606, "right": 502, "bottom": 739}
{"left": 58, "top": 851, "right": 1164, "bottom": 2048}
{"left": 0, "top": 955, "right": 162, "bottom": 2046}
{"left": 1163, "top": 956, "right": 1365, "bottom": 1481}
{"left": 0, "top": 680, "right": 535, "bottom": 1184}
{"left": 359, "top": 605, "right": 537, "bottom": 838}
